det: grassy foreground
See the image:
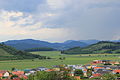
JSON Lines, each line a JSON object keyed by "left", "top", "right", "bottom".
{"left": 0, "top": 51, "right": 120, "bottom": 70}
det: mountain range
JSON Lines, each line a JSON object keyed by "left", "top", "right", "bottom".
{"left": 2, "top": 39, "right": 120, "bottom": 50}
{"left": 3, "top": 39, "right": 88, "bottom": 50}
{"left": 0, "top": 43, "right": 43, "bottom": 60}
{"left": 62, "top": 41, "right": 120, "bottom": 54}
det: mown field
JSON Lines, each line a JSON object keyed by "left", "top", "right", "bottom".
{"left": 0, "top": 51, "right": 120, "bottom": 70}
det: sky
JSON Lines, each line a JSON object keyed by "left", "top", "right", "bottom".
{"left": 0, "top": 0, "right": 120, "bottom": 42}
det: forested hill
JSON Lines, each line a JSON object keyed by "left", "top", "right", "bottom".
{"left": 24, "top": 47, "right": 55, "bottom": 52}
{"left": 0, "top": 43, "right": 44, "bottom": 60}
{"left": 62, "top": 41, "right": 120, "bottom": 54}
{"left": 4, "top": 39, "right": 88, "bottom": 50}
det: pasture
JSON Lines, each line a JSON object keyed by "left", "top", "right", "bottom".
{"left": 0, "top": 51, "right": 120, "bottom": 70}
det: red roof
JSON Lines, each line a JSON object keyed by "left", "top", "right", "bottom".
{"left": 92, "top": 63, "right": 97, "bottom": 65}
{"left": 0, "top": 73, "right": 3, "bottom": 77}
{"left": 12, "top": 71, "right": 24, "bottom": 75}
{"left": 113, "top": 70, "right": 120, "bottom": 73}
{"left": 46, "top": 69, "right": 55, "bottom": 72}
{"left": 12, "top": 78, "right": 20, "bottom": 80}
{"left": 74, "top": 76, "right": 80, "bottom": 79}
{"left": 18, "top": 75, "right": 28, "bottom": 79}
{"left": 0, "top": 71, "right": 7, "bottom": 74}
{"left": 93, "top": 73, "right": 101, "bottom": 77}
{"left": 94, "top": 67, "right": 104, "bottom": 69}
{"left": 2, "top": 79, "right": 9, "bottom": 80}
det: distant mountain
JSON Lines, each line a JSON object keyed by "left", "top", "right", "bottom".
{"left": 62, "top": 40, "right": 88, "bottom": 49}
{"left": 24, "top": 47, "right": 55, "bottom": 52}
{"left": 0, "top": 43, "right": 43, "bottom": 60}
{"left": 79, "top": 39, "right": 100, "bottom": 45}
{"left": 111, "top": 40, "right": 120, "bottom": 42}
{"left": 64, "top": 40, "right": 77, "bottom": 44}
{"left": 3, "top": 39, "right": 88, "bottom": 50}
{"left": 4, "top": 39, "right": 52, "bottom": 50}
{"left": 62, "top": 41, "right": 120, "bottom": 54}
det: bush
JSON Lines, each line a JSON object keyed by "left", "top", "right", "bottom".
{"left": 74, "top": 69, "right": 84, "bottom": 78}
{"left": 28, "top": 71, "right": 76, "bottom": 80}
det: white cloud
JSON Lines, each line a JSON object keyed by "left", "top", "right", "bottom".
{"left": 39, "top": 0, "right": 120, "bottom": 40}
{"left": 0, "top": 0, "right": 120, "bottom": 42}
{"left": 0, "top": 10, "right": 68, "bottom": 42}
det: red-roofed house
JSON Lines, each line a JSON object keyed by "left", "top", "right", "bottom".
{"left": 18, "top": 75, "right": 28, "bottom": 79}
{"left": 94, "top": 67, "right": 104, "bottom": 72}
{"left": 12, "top": 78, "right": 20, "bottom": 80}
{"left": 0, "top": 71, "right": 10, "bottom": 78}
{"left": 113, "top": 70, "right": 120, "bottom": 74}
{"left": 45, "top": 69, "right": 55, "bottom": 72}
{"left": 1, "top": 79, "right": 9, "bottom": 80}
{"left": 91, "top": 73, "right": 101, "bottom": 78}
{"left": 93, "top": 60, "right": 102, "bottom": 64}
{"left": 12, "top": 71, "right": 24, "bottom": 75}
{"left": 74, "top": 76, "right": 81, "bottom": 80}
{"left": 94, "top": 67, "right": 104, "bottom": 69}
{"left": 12, "top": 71, "right": 27, "bottom": 79}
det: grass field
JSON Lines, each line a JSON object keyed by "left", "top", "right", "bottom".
{"left": 0, "top": 51, "right": 120, "bottom": 70}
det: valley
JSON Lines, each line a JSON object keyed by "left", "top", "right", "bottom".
{"left": 0, "top": 51, "right": 120, "bottom": 70}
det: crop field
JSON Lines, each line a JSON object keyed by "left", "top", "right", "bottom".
{"left": 0, "top": 51, "right": 120, "bottom": 70}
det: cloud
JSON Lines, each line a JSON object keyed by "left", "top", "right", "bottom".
{"left": 39, "top": 0, "right": 120, "bottom": 40}
{"left": 0, "top": 0, "right": 120, "bottom": 42}
{"left": 0, "top": 10, "right": 68, "bottom": 42}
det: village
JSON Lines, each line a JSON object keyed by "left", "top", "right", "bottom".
{"left": 1, "top": 60, "right": 120, "bottom": 80}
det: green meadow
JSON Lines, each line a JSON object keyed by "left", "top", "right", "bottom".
{"left": 0, "top": 51, "right": 120, "bottom": 70}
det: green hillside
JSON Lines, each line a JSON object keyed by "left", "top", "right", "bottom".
{"left": 0, "top": 48, "right": 13, "bottom": 56}
{"left": 24, "top": 47, "right": 55, "bottom": 52}
{"left": 62, "top": 41, "right": 120, "bottom": 54}
{"left": 0, "top": 43, "right": 44, "bottom": 60}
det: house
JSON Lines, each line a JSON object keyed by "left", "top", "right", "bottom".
{"left": 68, "top": 73, "right": 74, "bottom": 77}
{"left": 74, "top": 76, "right": 81, "bottom": 80}
{"left": 24, "top": 69, "right": 32, "bottom": 73}
{"left": 91, "top": 73, "right": 101, "bottom": 78}
{"left": 96, "top": 69, "right": 112, "bottom": 74}
{"left": 94, "top": 67, "right": 104, "bottom": 72}
{"left": 12, "top": 71, "right": 24, "bottom": 75}
{"left": 12, "top": 77, "right": 21, "bottom": 80}
{"left": 37, "top": 67, "right": 48, "bottom": 71}
{"left": 12, "top": 71, "right": 28, "bottom": 79}
{"left": 0, "top": 71, "right": 10, "bottom": 78}
{"left": 86, "top": 65, "right": 92, "bottom": 69}
{"left": 53, "top": 68, "right": 60, "bottom": 71}
{"left": 1, "top": 79, "right": 9, "bottom": 80}
{"left": 114, "top": 62, "right": 120, "bottom": 65}
{"left": 93, "top": 60, "right": 102, "bottom": 64}
{"left": 110, "top": 66, "right": 120, "bottom": 70}
{"left": 29, "top": 70, "right": 36, "bottom": 74}
{"left": 101, "top": 60, "right": 111, "bottom": 64}
{"left": 113, "top": 70, "right": 120, "bottom": 74}
{"left": 46, "top": 69, "right": 55, "bottom": 72}
{"left": 110, "top": 61, "right": 120, "bottom": 65}
{"left": 17, "top": 75, "right": 28, "bottom": 79}
{"left": 25, "top": 73, "right": 31, "bottom": 76}
{"left": 91, "top": 65, "right": 97, "bottom": 68}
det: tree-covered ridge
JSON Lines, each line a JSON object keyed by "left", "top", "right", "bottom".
{"left": 62, "top": 41, "right": 120, "bottom": 54}
{"left": 0, "top": 43, "right": 45, "bottom": 60}
{"left": 4, "top": 39, "right": 88, "bottom": 50}
{"left": 24, "top": 47, "right": 55, "bottom": 52}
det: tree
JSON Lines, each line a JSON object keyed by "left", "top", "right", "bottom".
{"left": 28, "top": 71, "right": 76, "bottom": 80}
{"left": 88, "top": 73, "right": 117, "bottom": 80}
{"left": 101, "top": 74, "right": 116, "bottom": 80}
{"left": 12, "top": 67, "right": 16, "bottom": 71}
{"left": 87, "top": 69, "right": 92, "bottom": 77}
{"left": 74, "top": 69, "right": 84, "bottom": 78}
